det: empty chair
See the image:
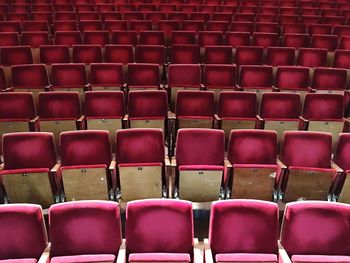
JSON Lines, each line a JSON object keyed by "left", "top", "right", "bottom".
{"left": 57, "top": 131, "right": 115, "bottom": 201}
{"left": 84, "top": 91, "right": 125, "bottom": 145}
{"left": 203, "top": 46, "right": 233, "bottom": 64}
{"left": 79, "top": 20, "right": 103, "bottom": 31}
{"left": 173, "top": 129, "right": 226, "bottom": 201}
{"left": 104, "top": 20, "right": 128, "bottom": 32}
{"left": 171, "top": 31, "right": 196, "bottom": 45}
{"left": 135, "top": 45, "right": 166, "bottom": 74}
{"left": 225, "top": 32, "right": 250, "bottom": 48}
{"left": 127, "top": 63, "right": 160, "bottom": 91}
{"left": 333, "top": 49, "right": 350, "bottom": 69}
{"left": 206, "top": 21, "right": 229, "bottom": 32}
{"left": 90, "top": 63, "right": 124, "bottom": 90}
{"left": 49, "top": 201, "right": 122, "bottom": 262}
{"left": 38, "top": 92, "right": 83, "bottom": 146}
{"left": 265, "top": 47, "right": 295, "bottom": 67}
{"left": 0, "top": 133, "right": 58, "bottom": 207}
{"left": 334, "top": 133, "right": 350, "bottom": 202}
{"left": 230, "top": 22, "right": 254, "bottom": 34}
{"left": 53, "top": 20, "right": 78, "bottom": 32}
{"left": 0, "top": 92, "right": 36, "bottom": 143}
{"left": 183, "top": 20, "right": 205, "bottom": 32}
{"left": 205, "top": 200, "right": 279, "bottom": 263}
{"left": 11, "top": 64, "right": 49, "bottom": 104}
{"left": 122, "top": 199, "right": 201, "bottom": 262}
{"left": 0, "top": 32, "right": 20, "bottom": 46}
{"left": 280, "top": 201, "right": 350, "bottom": 262}
{"left": 282, "top": 33, "right": 310, "bottom": 49}
{"left": 175, "top": 90, "right": 215, "bottom": 131}
{"left": 72, "top": 44, "right": 103, "bottom": 64}
{"left": 252, "top": 32, "right": 278, "bottom": 48}
{"left": 279, "top": 131, "right": 340, "bottom": 202}
{"left": 168, "top": 64, "right": 202, "bottom": 109}
{"left": 301, "top": 93, "right": 348, "bottom": 148}
{"left": 54, "top": 31, "right": 82, "bottom": 46}
{"left": 297, "top": 48, "right": 328, "bottom": 67}
{"left": 227, "top": 130, "right": 281, "bottom": 200}
{"left": 0, "top": 21, "right": 21, "bottom": 33}
{"left": 255, "top": 22, "right": 279, "bottom": 33}
{"left": 340, "top": 36, "right": 350, "bottom": 49}
{"left": 260, "top": 92, "right": 302, "bottom": 144}
{"left": 21, "top": 31, "right": 50, "bottom": 48}
{"left": 311, "top": 67, "right": 348, "bottom": 95}
{"left": 198, "top": 31, "right": 223, "bottom": 47}
{"left": 139, "top": 31, "right": 165, "bottom": 45}
{"left": 128, "top": 90, "right": 168, "bottom": 133}
{"left": 311, "top": 34, "right": 338, "bottom": 51}
{"left": 104, "top": 45, "right": 134, "bottom": 65}
{"left": 50, "top": 63, "right": 88, "bottom": 95}
{"left": 157, "top": 20, "right": 180, "bottom": 43}
{"left": 235, "top": 46, "right": 264, "bottom": 65}
{"left": 334, "top": 25, "right": 350, "bottom": 37}
{"left": 216, "top": 91, "right": 259, "bottom": 142}
{"left": 275, "top": 66, "right": 310, "bottom": 98}
{"left": 115, "top": 129, "right": 167, "bottom": 201}
{"left": 203, "top": 64, "right": 237, "bottom": 102}
{"left": 283, "top": 23, "right": 306, "bottom": 34}
{"left": 83, "top": 30, "right": 110, "bottom": 46}
{"left": 170, "top": 44, "right": 200, "bottom": 64}
{"left": 308, "top": 23, "right": 333, "bottom": 36}
{"left": 111, "top": 30, "right": 137, "bottom": 46}
{"left": 0, "top": 204, "right": 49, "bottom": 261}
{"left": 39, "top": 45, "right": 70, "bottom": 65}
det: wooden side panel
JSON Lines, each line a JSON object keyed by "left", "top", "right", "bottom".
{"left": 179, "top": 170, "right": 222, "bottom": 202}
{"left": 130, "top": 119, "right": 164, "bottom": 130}
{"left": 119, "top": 165, "right": 163, "bottom": 202}
{"left": 39, "top": 119, "right": 77, "bottom": 146}
{"left": 171, "top": 87, "right": 198, "bottom": 110}
{"left": 62, "top": 167, "right": 109, "bottom": 201}
{"left": 86, "top": 118, "right": 122, "bottom": 146}
{"left": 221, "top": 119, "right": 256, "bottom": 142}
{"left": 178, "top": 118, "right": 213, "bottom": 129}
{"left": 264, "top": 120, "right": 300, "bottom": 143}
{"left": 2, "top": 172, "right": 54, "bottom": 208}
{"left": 283, "top": 169, "right": 333, "bottom": 203}
{"left": 232, "top": 167, "right": 276, "bottom": 201}
{"left": 0, "top": 121, "right": 30, "bottom": 136}
{"left": 90, "top": 85, "right": 122, "bottom": 91}
{"left": 308, "top": 120, "right": 343, "bottom": 150}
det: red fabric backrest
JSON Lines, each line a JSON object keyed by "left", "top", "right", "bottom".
{"left": 84, "top": 91, "right": 125, "bottom": 118}
{"left": 260, "top": 92, "right": 301, "bottom": 119}
{"left": 217, "top": 91, "right": 257, "bottom": 118}
{"left": 0, "top": 92, "right": 36, "bottom": 120}
{"left": 176, "top": 90, "right": 214, "bottom": 117}
{"left": 90, "top": 63, "right": 124, "bottom": 85}
{"left": 203, "top": 64, "right": 237, "bottom": 87}
{"left": 12, "top": 64, "right": 49, "bottom": 87}
{"left": 334, "top": 133, "right": 350, "bottom": 171}
{"left": 303, "top": 93, "right": 344, "bottom": 120}
{"left": 239, "top": 65, "right": 273, "bottom": 87}
{"left": 51, "top": 63, "right": 87, "bottom": 86}
{"left": 128, "top": 90, "right": 168, "bottom": 118}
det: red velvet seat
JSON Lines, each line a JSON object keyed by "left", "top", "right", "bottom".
{"left": 203, "top": 46, "right": 233, "bottom": 64}
{"left": 0, "top": 32, "right": 20, "bottom": 46}
{"left": 235, "top": 46, "right": 264, "bottom": 65}
{"left": 265, "top": 47, "right": 295, "bottom": 66}
{"left": 83, "top": 30, "right": 110, "bottom": 46}
{"left": 238, "top": 65, "right": 274, "bottom": 96}
{"left": 170, "top": 44, "right": 200, "bottom": 64}
{"left": 72, "top": 44, "right": 103, "bottom": 64}
{"left": 39, "top": 45, "right": 70, "bottom": 64}
{"left": 297, "top": 48, "right": 328, "bottom": 67}
{"left": 89, "top": 63, "right": 124, "bottom": 91}
{"left": 54, "top": 31, "right": 82, "bottom": 46}
{"left": 127, "top": 63, "right": 160, "bottom": 91}
{"left": 104, "top": 45, "right": 134, "bottom": 64}
{"left": 275, "top": 66, "right": 310, "bottom": 95}
{"left": 334, "top": 133, "right": 350, "bottom": 202}
{"left": 111, "top": 30, "right": 137, "bottom": 46}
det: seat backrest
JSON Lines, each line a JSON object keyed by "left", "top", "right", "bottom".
{"left": 0, "top": 46, "right": 33, "bottom": 65}
{"left": 275, "top": 66, "right": 310, "bottom": 91}
{"left": 39, "top": 45, "right": 70, "bottom": 64}
{"left": 49, "top": 201, "right": 122, "bottom": 257}
{"left": 84, "top": 91, "right": 125, "bottom": 118}
{"left": 334, "top": 133, "right": 350, "bottom": 171}
{"left": 203, "top": 64, "right": 237, "bottom": 87}
{"left": 168, "top": 64, "right": 201, "bottom": 87}
{"left": 89, "top": 63, "right": 124, "bottom": 85}
{"left": 239, "top": 65, "right": 273, "bottom": 87}
{"left": 128, "top": 90, "right": 168, "bottom": 118}
{"left": 0, "top": 92, "right": 36, "bottom": 120}
{"left": 217, "top": 91, "right": 257, "bottom": 118}
{"left": 260, "top": 92, "right": 301, "bottom": 119}
{"left": 127, "top": 63, "right": 160, "bottom": 86}
{"left": 312, "top": 67, "right": 348, "bottom": 91}
{"left": 303, "top": 93, "right": 344, "bottom": 120}
{"left": 11, "top": 64, "right": 49, "bottom": 87}
{"left": 51, "top": 63, "right": 87, "bottom": 86}
{"left": 176, "top": 90, "right": 214, "bottom": 117}
{"left": 0, "top": 204, "right": 48, "bottom": 260}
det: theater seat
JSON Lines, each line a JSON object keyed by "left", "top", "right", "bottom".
{"left": 49, "top": 201, "right": 122, "bottom": 263}
{"left": 127, "top": 63, "right": 161, "bottom": 91}
{"left": 334, "top": 133, "right": 350, "bottom": 203}
{"left": 205, "top": 199, "right": 279, "bottom": 263}
{"left": 0, "top": 204, "right": 49, "bottom": 262}
{"left": 0, "top": 132, "right": 58, "bottom": 208}
{"left": 280, "top": 201, "right": 350, "bottom": 263}
{"left": 89, "top": 63, "right": 125, "bottom": 91}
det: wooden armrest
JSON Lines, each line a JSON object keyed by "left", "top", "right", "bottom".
{"left": 299, "top": 116, "right": 308, "bottom": 123}
{"left": 277, "top": 159, "right": 287, "bottom": 170}
{"left": 2, "top": 87, "right": 13, "bottom": 92}
{"left": 278, "top": 241, "right": 292, "bottom": 263}
{"left": 51, "top": 163, "right": 61, "bottom": 174}
{"left": 38, "top": 243, "right": 51, "bottom": 263}
{"left": 272, "top": 86, "right": 279, "bottom": 92}
{"left": 116, "top": 239, "right": 126, "bottom": 263}
{"left": 44, "top": 85, "right": 52, "bottom": 91}
{"left": 30, "top": 116, "right": 39, "bottom": 123}
{"left": 256, "top": 115, "right": 264, "bottom": 122}
{"left": 109, "top": 158, "right": 116, "bottom": 173}
{"left": 214, "top": 114, "right": 221, "bottom": 121}
{"left": 77, "top": 115, "right": 85, "bottom": 122}
{"left": 224, "top": 159, "right": 232, "bottom": 168}
{"left": 123, "top": 114, "right": 129, "bottom": 121}
{"left": 0, "top": 163, "right": 4, "bottom": 171}
{"left": 84, "top": 84, "right": 91, "bottom": 91}
{"left": 165, "top": 157, "right": 171, "bottom": 167}
{"left": 170, "top": 158, "right": 177, "bottom": 167}
{"left": 193, "top": 238, "right": 204, "bottom": 263}
{"left": 308, "top": 87, "right": 316, "bottom": 93}
{"left": 200, "top": 84, "right": 206, "bottom": 90}
{"left": 76, "top": 115, "right": 85, "bottom": 129}
{"left": 168, "top": 111, "right": 176, "bottom": 120}
{"left": 331, "top": 161, "right": 344, "bottom": 174}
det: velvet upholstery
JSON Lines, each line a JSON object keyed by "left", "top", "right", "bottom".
{"left": 275, "top": 66, "right": 310, "bottom": 91}
{"left": 129, "top": 253, "right": 190, "bottom": 262}
{"left": 176, "top": 128, "right": 224, "bottom": 166}
{"left": 38, "top": 92, "right": 81, "bottom": 119}
{"left": 227, "top": 129, "right": 277, "bottom": 165}
{"left": 104, "top": 45, "right": 134, "bottom": 64}
{"left": 239, "top": 65, "right": 273, "bottom": 88}
{"left": 217, "top": 91, "right": 257, "bottom": 119}
{"left": 311, "top": 34, "right": 338, "bottom": 51}
{"left": 127, "top": 63, "right": 160, "bottom": 87}
{"left": 312, "top": 67, "right": 347, "bottom": 91}
{"left": 60, "top": 130, "right": 112, "bottom": 166}
{"left": 83, "top": 31, "right": 110, "bottom": 46}
{"left": 303, "top": 94, "right": 344, "bottom": 120}
{"left": 172, "top": 31, "right": 196, "bottom": 45}
{"left": 72, "top": 44, "right": 103, "bottom": 64}
{"left": 11, "top": 64, "right": 49, "bottom": 87}
{"left": 168, "top": 64, "right": 201, "bottom": 88}
{"left": 266, "top": 47, "right": 295, "bottom": 66}
{"left": 170, "top": 44, "right": 200, "bottom": 64}
{"left": 198, "top": 31, "right": 223, "bottom": 47}
{"left": 135, "top": 45, "right": 165, "bottom": 65}
{"left": 209, "top": 200, "right": 279, "bottom": 260}
{"left": 280, "top": 131, "right": 332, "bottom": 168}
{"left": 49, "top": 201, "right": 121, "bottom": 258}
{"left": 54, "top": 31, "right": 82, "bottom": 46}
{"left": 21, "top": 32, "right": 49, "bottom": 48}
{"left": 0, "top": 204, "right": 48, "bottom": 261}
{"left": 215, "top": 253, "right": 277, "bottom": 262}
{"left": 235, "top": 46, "right": 264, "bottom": 65}
{"left": 0, "top": 46, "right": 33, "bottom": 65}
{"left": 0, "top": 32, "right": 19, "bottom": 47}
{"left": 51, "top": 63, "right": 87, "bottom": 87}
{"left": 125, "top": 199, "right": 193, "bottom": 263}
{"left": 204, "top": 46, "right": 233, "bottom": 64}
{"left": 225, "top": 32, "right": 251, "bottom": 47}
{"left": 281, "top": 201, "right": 350, "bottom": 257}
{"left": 111, "top": 31, "right": 137, "bottom": 46}
{"left": 115, "top": 128, "right": 164, "bottom": 164}
{"left": 260, "top": 92, "right": 301, "bottom": 119}
{"left": 297, "top": 48, "right": 328, "bottom": 67}
{"left": 334, "top": 133, "right": 350, "bottom": 171}
{"left": 139, "top": 31, "right": 165, "bottom": 45}
{"left": 89, "top": 63, "right": 124, "bottom": 86}
{"left": 84, "top": 91, "right": 125, "bottom": 118}
{"left": 51, "top": 254, "right": 115, "bottom": 263}
{"left": 333, "top": 50, "right": 350, "bottom": 69}
{"left": 39, "top": 45, "right": 70, "bottom": 64}
{"left": 0, "top": 92, "right": 36, "bottom": 120}
{"left": 252, "top": 32, "right": 279, "bottom": 48}
{"left": 203, "top": 64, "right": 237, "bottom": 89}
{"left": 128, "top": 90, "right": 168, "bottom": 118}
{"left": 176, "top": 91, "right": 214, "bottom": 118}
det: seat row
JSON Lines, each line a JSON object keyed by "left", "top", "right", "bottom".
{"left": 3, "top": 199, "right": 350, "bottom": 263}
{"left": 1, "top": 128, "right": 350, "bottom": 206}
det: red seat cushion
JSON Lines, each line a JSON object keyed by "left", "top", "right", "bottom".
{"left": 215, "top": 253, "right": 277, "bottom": 262}
{"left": 129, "top": 253, "right": 191, "bottom": 262}
{"left": 292, "top": 255, "right": 350, "bottom": 263}
{"left": 51, "top": 254, "right": 116, "bottom": 263}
